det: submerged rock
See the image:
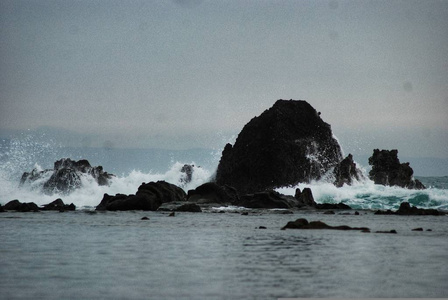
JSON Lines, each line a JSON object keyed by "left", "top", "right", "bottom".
{"left": 215, "top": 99, "right": 343, "bottom": 194}
{"left": 20, "top": 158, "right": 114, "bottom": 195}
{"left": 368, "top": 149, "right": 425, "bottom": 189}
{"left": 281, "top": 218, "right": 369, "bottom": 232}
{"left": 41, "top": 198, "right": 76, "bottom": 211}
{"left": 96, "top": 180, "right": 186, "bottom": 211}
{"left": 374, "top": 202, "right": 445, "bottom": 216}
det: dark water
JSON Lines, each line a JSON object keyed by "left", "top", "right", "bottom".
{"left": 1, "top": 210, "right": 447, "bottom": 299}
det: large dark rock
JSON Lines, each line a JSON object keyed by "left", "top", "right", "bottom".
{"left": 294, "top": 187, "right": 317, "bottom": 207}
{"left": 20, "top": 158, "right": 114, "bottom": 195}
{"left": 333, "top": 154, "right": 363, "bottom": 187}
{"left": 239, "top": 190, "right": 299, "bottom": 209}
{"left": 368, "top": 149, "right": 425, "bottom": 189}
{"left": 96, "top": 180, "right": 186, "bottom": 211}
{"left": 187, "top": 182, "right": 239, "bottom": 204}
{"left": 215, "top": 99, "right": 343, "bottom": 194}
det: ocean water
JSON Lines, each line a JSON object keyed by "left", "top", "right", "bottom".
{"left": 1, "top": 136, "right": 448, "bottom": 299}
{"left": 1, "top": 210, "right": 448, "bottom": 299}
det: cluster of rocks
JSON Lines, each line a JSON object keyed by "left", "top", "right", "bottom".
{"left": 20, "top": 158, "right": 114, "bottom": 195}
{"left": 1, "top": 198, "right": 75, "bottom": 212}
{"left": 375, "top": 202, "right": 445, "bottom": 216}
{"left": 7, "top": 99, "right": 439, "bottom": 215}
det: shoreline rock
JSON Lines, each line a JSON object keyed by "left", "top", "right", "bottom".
{"left": 375, "top": 202, "right": 446, "bottom": 216}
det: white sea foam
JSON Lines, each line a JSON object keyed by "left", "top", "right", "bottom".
{"left": 0, "top": 162, "right": 212, "bottom": 208}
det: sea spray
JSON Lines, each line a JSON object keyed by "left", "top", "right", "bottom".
{"left": 0, "top": 162, "right": 212, "bottom": 208}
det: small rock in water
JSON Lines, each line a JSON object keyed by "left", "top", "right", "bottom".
{"left": 169, "top": 212, "right": 175, "bottom": 217}
{"left": 427, "top": 229, "right": 432, "bottom": 231}
{"left": 412, "top": 227, "right": 423, "bottom": 231}
{"left": 355, "top": 211, "right": 360, "bottom": 215}
{"left": 141, "top": 216, "right": 149, "bottom": 220}
{"left": 241, "top": 212, "right": 249, "bottom": 216}
{"left": 258, "top": 226, "right": 267, "bottom": 229}
{"left": 323, "top": 211, "right": 335, "bottom": 215}
{"left": 376, "top": 230, "right": 397, "bottom": 234}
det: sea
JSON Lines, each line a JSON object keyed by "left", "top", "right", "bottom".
{"left": 1, "top": 136, "right": 448, "bottom": 299}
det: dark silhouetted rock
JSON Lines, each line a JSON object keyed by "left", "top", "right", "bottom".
{"left": 175, "top": 203, "right": 202, "bottom": 212}
{"left": 96, "top": 181, "right": 186, "bottom": 211}
{"left": 333, "top": 154, "right": 363, "bottom": 187}
{"left": 215, "top": 99, "right": 343, "bottom": 194}
{"left": 396, "top": 202, "right": 445, "bottom": 216}
{"left": 375, "top": 202, "right": 445, "bottom": 216}
{"left": 187, "top": 182, "right": 239, "bottom": 204}
{"left": 316, "top": 202, "right": 352, "bottom": 210}
{"left": 179, "top": 164, "right": 194, "bottom": 187}
{"left": 20, "top": 158, "right": 114, "bottom": 195}
{"left": 412, "top": 227, "right": 423, "bottom": 231}
{"left": 368, "top": 149, "right": 425, "bottom": 189}
{"left": 376, "top": 230, "right": 397, "bottom": 234}
{"left": 4, "top": 200, "right": 39, "bottom": 212}
{"left": 0, "top": 204, "right": 4, "bottom": 212}
{"left": 41, "top": 198, "right": 76, "bottom": 211}
{"left": 141, "top": 216, "right": 149, "bottom": 220}
{"left": 239, "top": 190, "right": 299, "bottom": 209}
{"left": 281, "top": 218, "right": 369, "bottom": 231}
{"left": 294, "top": 188, "right": 317, "bottom": 207}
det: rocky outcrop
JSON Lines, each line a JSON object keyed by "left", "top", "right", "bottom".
{"left": 281, "top": 218, "right": 369, "bottom": 232}
{"left": 375, "top": 202, "right": 445, "bottom": 216}
{"left": 368, "top": 149, "right": 425, "bottom": 189}
{"left": 175, "top": 203, "right": 202, "bottom": 212}
{"left": 20, "top": 158, "right": 114, "bottom": 195}
{"left": 41, "top": 198, "right": 76, "bottom": 211}
{"left": 4, "top": 200, "right": 39, "bottom": 212}
{"left": 96, "top": 180, "right": 186, "bottom": 211}
{"left": 187, "top": 182, "right": 239, "bottom": 204}
{"left": 239, "top": 191, "right": 299, "bottom": 209}
{"left": 294, "top": 188, "right": 316, "bottom": 207}
{"left": 333, "top": 154, "right": 363, "bottom": 187}
{"left": 215, "top": 99, "right": 343, "bottom": 194}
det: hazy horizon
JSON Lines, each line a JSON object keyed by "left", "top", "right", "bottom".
{"left": 1, "top": 0, "right": 447, "bottom": 161}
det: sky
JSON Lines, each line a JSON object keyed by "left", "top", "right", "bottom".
{"left": 1, "top": 0, "right": 447, "bottom": 160}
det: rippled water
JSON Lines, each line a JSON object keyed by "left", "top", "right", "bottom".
{"left": 1, "top": 210, "right": 448, "bottom": 299}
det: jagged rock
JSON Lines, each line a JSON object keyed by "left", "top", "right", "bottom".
{"left": 175, "top": 203, "right": 202, "bottom": 212}
{"left": 96, "top": 180, "right": 186, "bottom": 211}
{"left": 281, "top": 218, "right": 369, "bottom": 231}
{"left": 294, "top": 187, "right": 317, "bottom": 207}
{"left": 4, "top": 200, "right": 39, "bottom": 212}
{"left": 215, "top": 99, "right": 343, "bottom": 194}
{"left": 187, "top": 182, "right": 239, "bottom": 204}
{"left": 239, "top": 190, "right": 299, "bottom": 209}
{"left": 41, "top": 198, "right": 76, "bottom": 211}
{"left": 368, "top": 149, "right": 425, "bottom": 189}
{"left": 333, "top": 154, "right": 363, "bottom": 187}
{"left": 20, "top": 158, "right": 114, "bottom": 195}
{"left": 179, "top": 164, "right": 194, "bottom": 186}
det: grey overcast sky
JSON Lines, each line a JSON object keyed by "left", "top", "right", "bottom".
{"left": 1, "top": 0, "right": 447, "bottom": 158}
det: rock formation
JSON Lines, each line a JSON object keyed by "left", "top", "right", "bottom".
{"left": 375, "top": 202, "right": 445, "bottom": 216}
{"left": 187, "top": 182, "right": 239, "bottom": 204}
{"left": 333, "top": 154, "right": 363, "bottom": 187}
{"left": 96, "top": 180, "right": 186, "bottom": 211}
{"left": 368, "top": 149, "right": 425, "bottom": 189}
{"left": 20, "top": 158, "right": 114, "bottom": 195}
{"left": 215, "top": 99, "right": 343, "bottom": 194}
{"left": 281, "top": 218, "right": 370, "bottom": 232}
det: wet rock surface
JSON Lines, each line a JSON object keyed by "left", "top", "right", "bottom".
{"left": 96, "top": 180, "right": 186, "bottom": 211}
{"left": 215, "top": 99, "right": 343, "bottom": 194}
{"left": 20, "top": 158, "right": 114, "bottom": 195}
{"left": 368, "top": 149, "right": 425, "bottom": 189}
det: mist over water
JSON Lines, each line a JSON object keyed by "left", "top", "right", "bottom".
{"left": 0, "top": 134, "right": 447, "bottom": 210}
